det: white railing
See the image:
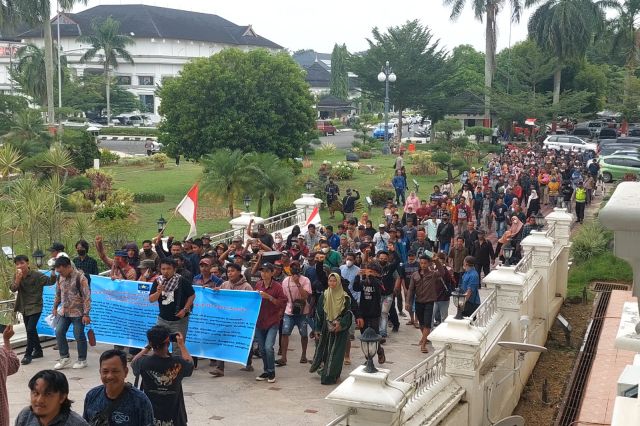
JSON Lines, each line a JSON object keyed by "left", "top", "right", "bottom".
{"left": 0, "top": 297, "right": 16, "bottom": 325}
{"left": 513, "top": 251, "right": 532, "bottom": 274}
{"left": 395, "top": 347, "right": 448, "bottom": 405}
{"left": 469, "top": 289, "right": 498, "bottom": 328}
{"left": 545, "top": 221, "right": 556, "bottom": 239}
{"left": 262, "top": 208, "right": 307, "bottom": 234}
{"left": 208, "top": 227, "right": 247, "bottom": 248}
{"left": 326, "top": 408, "right": 356, "bottom": 426}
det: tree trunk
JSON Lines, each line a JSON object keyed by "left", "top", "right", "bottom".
{"left": 484, "top": 3, "right": 497, "bottom": 127}
{"left": 446, "top": 165, "right": 453, "bottom": 182}
{"left": 105, "top": 65, "right": 111, "bottom": 125}
{"left": 269, "top": 194, "right": 275, "bottom": 216}
{"left": 257, "top": 194, "right": 263, "bottom": 217}
{"left": 624, "top": 65, "right": 632, "bottom": 105}
{"left": 43, "top": 21, "right": 55, "bottom": 124}
{"left": 228, "top": 190, "right": 234, "bottom": 218}
{"left": 552, "top": 66, "right": 561, "bottom": 105}
{"left": 398, "top": 108, "right": 403, "bottom": 140}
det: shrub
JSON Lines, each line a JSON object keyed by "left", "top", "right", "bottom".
{"left": 370, "top": 187, "right": 394, "bottom": 206}
{"left": 133, "top": 192, "right": 165, "bottom": 203}
{"left": 465, "top": 126, "right": 492, "bottom": 142}
{"left": 63, "top": 192, "right": 93, "bottom": 212}
{"left": 409, "top": 152, "right": 437, "bottom": 176}
{"left": 317, "top": 142, "right": 337, "bottom": 154}
{"left": 93, "top": 189, "right": 134, "bottom": 220}
{"left": 85, "top": 169, "right": 113, "bottom": 202}
{"left": 65, "top": 175, "right": 92, "bottom": 193}
{"left": 151, "top": 153, "right": 169, "bottom": 169}
{"left": 61, "top": 129, "right": 101, "bottom": 172}
{"left": 571, "top": 220, "right": 612, "bottom": 263}
{"left": 120, "top": 156, "right": 151, "bottom": 167}
{"left": 100, "top": 149, "right": 120, "bottom": 166}
{"left": 330, "top": 161, "right": 355, "bottom": 180}
{"left": 95, "top": 127, "right": 160, "bottom": 137}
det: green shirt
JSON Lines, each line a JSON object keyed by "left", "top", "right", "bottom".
{"left": 323, "top": 250, "right": 342, "bottom": 269}
{"left": 11, "top": 270, "right": 54, "bottom": 316}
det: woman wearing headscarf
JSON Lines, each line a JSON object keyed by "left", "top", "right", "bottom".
{"left": 526, "top": 189, "right": 540, "bottom": 218}
{"left": 286, "top": 225, "right": 301, "bottom": 249}
{"left": 404, "top": 191, "right": 420, "bottom": 212}
{"left": 309, "top": 272, "right": 353, "bottom": 385}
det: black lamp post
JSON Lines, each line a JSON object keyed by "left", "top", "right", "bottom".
{"left": 359, "top": 327, "right": 382, "bottom": 373}
{"left": 451, "top": 290, "right": 466, "bottom": 320}
{"left": 305, "top": 179, "right": 314, "bottom": 192}
{"left": 377, "top": 61, "right": 397, "bottom": 155}
{"left": 534, "top": 212, "right": 546, "bottom": 231}
{"left": 243, "top": 194, "right": 252, "bottom": 212}
{"left": 503, "top": 240, "right": 514, "bottom": 266}
{"left": 32, "top": 249, "right": 44, "bottom": 268}
{"left": 156, "top": 215, "right": 167, "bottom": 233}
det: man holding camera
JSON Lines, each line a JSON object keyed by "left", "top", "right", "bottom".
{"left": 276, "top": 261, "right": 311, "bottom": 367}
{"left": 132, "top": 326, "right": 193, "bottom": 426}
{"left": 342, "top": 189, "right": 360, "bottom": 220}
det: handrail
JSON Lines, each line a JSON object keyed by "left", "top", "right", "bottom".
{"left": 513, "top": 251, "right": 532, "bottom": 274}
{"left": 326, "top": 408, "right": 356, "bottom": 426}
{"left": 0, "top": 297, "right": 16, "bottom": 325}
{"left": 545, "top": 221, "right": 556, "bottom": 239}
{"left": 469, "top": 289, "right": 497, "bottom": 328}
{"left": 262, "top": 208, "right": 307, "bottom": 235}
{"left": 395, "top": 347, "right": 447, "bottom": 404}
{"left": 208, "top": 227, "right": 247, "bottom": 248}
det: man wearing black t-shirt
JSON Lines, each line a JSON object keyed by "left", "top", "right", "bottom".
{"left": 149, "top": 258, "right": 195, "bottom": 357}
{"left": 132, "top": 326, "right": 194, "bottom": 426}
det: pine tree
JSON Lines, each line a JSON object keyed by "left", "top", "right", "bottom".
{"left": 330, "top": 43, "right": 349, "bottom": 100}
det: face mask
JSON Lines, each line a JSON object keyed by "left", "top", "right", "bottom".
{"left": 321, "top": 247, "right": 329, "bottom": 253}
{"left": 346, "top": 260, "right": 354, "bottom": 267}
{"left": 379, "top": 260, "right": 388, "bottom": 266}
{"left": 143, "top": 249, "right": 152, "bottom": 255}
{"left": 275, "top": 238, "right": 283, "bottom": 244}
{"left": 252, "top": 248, "right": 259, "bottom": 254}
{"left": 291, "top": 267, "right": 301, "bottom": 275}
{"left": 76, "top": 249, "right": 86, "bottom": 257}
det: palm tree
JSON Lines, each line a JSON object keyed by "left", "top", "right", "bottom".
{"left": 15, "top": 1, "right": 87, "bottom": 125}
{"left": 77, "top": 17, "right": 134, "bottom": 125}
{"left": 201, "top": 149, "right": 252, "bottom": 218}
{"left": 246, "top": 153, "right": 294, "bottom": 216}
{"left": 527, "top": 0, "right": 609, "bottom": 105}
{"left": 443, "top": 0, "right": 525, "bottom": 124}
{"left": 9, "top": 43, "right": 66, "bottom": 106}
{"left": 610, "top": 0, "right": 640, "bottom": 101}
{"left": 0, "top": 145, "right": 22, "bottom": 179}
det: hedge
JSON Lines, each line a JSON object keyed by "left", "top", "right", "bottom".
{"left": 133, "top": 192, "right": 166, "bottom": 203}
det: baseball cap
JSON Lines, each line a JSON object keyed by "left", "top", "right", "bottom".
{"left": 260, "top": 262, "right": 275, "bottom": 271}
{"left": 48, "top": 242, "right": 65, "bottom": 252}
{"left": 114, "top": 250, "right": 128, "bottom": 258}
{"left": 199, "top": 258, "right": 212, "bottom": 266}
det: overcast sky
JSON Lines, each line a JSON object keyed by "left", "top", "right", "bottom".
{"left": 76, "top": 0, "right": 534, "bottom": 54}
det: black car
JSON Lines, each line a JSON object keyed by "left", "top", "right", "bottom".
{"left": 572, "top": 127, "right": 591, "bottom": 138}
{"left": 629, "top": 128, "right": 640, "bottom": 137}
{"left": 598, "top": 128, "right": 618, "bottom": 139}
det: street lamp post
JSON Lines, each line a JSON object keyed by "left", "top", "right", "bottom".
{"left": 377, "top": 61, "right": 397, "bottom": 155}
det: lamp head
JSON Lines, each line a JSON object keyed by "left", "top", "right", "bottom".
{"left": 503, "top": 241, "right": 514, "bottom": 260}
{"left": 156, "top": 215, "right": 167, "bottom": 233}
{"left": 377, "top": 72, "right": 386, "bottom": 82}
{"left": 388, "top": 72, "right": 397, "bottom": 83}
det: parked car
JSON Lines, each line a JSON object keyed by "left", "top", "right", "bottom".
{"left": 599, "top": 154, "right": 640, "bottom": 182}
{"left": 571, "top": 127, "right": 591, "bottom": 138}
{"left": 628, "top": 128, "right": 640, "bottom": 137}
{"left": 144, "top": 140, "right": 163, "bottom": 155}
{"left": 542, "top": 135, "right": 597, "bottom": 153}
{"left": 599, "top": 144, "right": 640, "bottom": 157}
{"left": 316, "top": 120, "right": 337, "bottom": 136}
{"left": 373, "top": 122, "right": 398, "bottom": 139}
{"left": 587, "top": 120, "right": 604, "bottom": 136}
{"left": 598, "top": 128, "right": 618, "bottom": 139}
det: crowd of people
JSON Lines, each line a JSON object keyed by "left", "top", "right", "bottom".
{"left": 1, "top": 138, "right": 602, "bottom": 425}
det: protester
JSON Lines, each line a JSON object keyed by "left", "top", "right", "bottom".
{"left": 15, "top": 369, "right": 88, "bottom": 426}
{"left": 72, "top": 240, "right": 99, "bottom": 284}
{"left": 132, "top": 326, "right": 193, "bottom": 426}
{"left": 52, "top": 256, "right": 91, "bottom": 370}
{"left": 83, "top": 349, "right": 154, "bottom": 425}
{"left": 1, "top": 325, "right": 19, "bottom": 425}
{"left": 460, "top": 256, "right": 481, "bottom": 316}
{"left": 574, "top": 181, "right": 587, "bottom": 223}
{"left": 11, "top": 255, "right": 56, "bottom": 365}
{"left": 149, "top": 258, "right": 195, "bottom": 357}
{"left": 277, "top": 261, "right": 311, "bottom": 366}
{"left": 352, "top": 262, "right": 385, "bottom": 363}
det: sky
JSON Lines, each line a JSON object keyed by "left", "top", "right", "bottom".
{"left": 74, "top": 0, "right": 534, "bottom": 55}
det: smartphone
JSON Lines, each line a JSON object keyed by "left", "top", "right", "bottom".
{"left": 169, "top": 333, "right": 178, "bottom": 342}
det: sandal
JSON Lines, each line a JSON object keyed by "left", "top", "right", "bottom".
{"left": 405, "top": 320, "right": 414, "bottom": 325}
{"left": 275, "top": 359, "right": 287, "bottom": 367}
{"left": 421, "top": 346, "right": 429, "bottom": 354}
{"left": 414, "top": 323, "right": 421, "bottom": 329}
{"left": 378, "top": 352, "right": 386, "bottom": 364}
{"left": 344, "top": 359, "right": 351, "bottom": 365}
{"left": 299, "top": 356, "right": 308, "bottom": 364}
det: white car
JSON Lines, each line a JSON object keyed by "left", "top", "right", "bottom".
{"left": 543, "top": 135, "right": 597, "bottom": 153}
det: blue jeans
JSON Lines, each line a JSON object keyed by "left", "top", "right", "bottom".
{"left": 432, "top": 300, "right": 450, "bottom": 326}
{"left": 440, "top": 241, "right": 450, "bottom": 255}
{"left": 379, "top": 295, "right": 394, "bottom": 337}
{"left": 496, "top": 220, "right": 506, "bottom": 238}
{"left": 255, "top": 325, "right": 278, "bottom": 374}
{"left": 55, "top": 316, "right": 87, "bottom": 361}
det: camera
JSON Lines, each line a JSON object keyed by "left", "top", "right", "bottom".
{"left": 169, "top": 333, "right": 178, "bottom": 342}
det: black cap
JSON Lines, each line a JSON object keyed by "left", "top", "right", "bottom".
{"left": 260, "top": 262, "right": 275, "bottom": 271}
{"left": 408, "top": 250, "right": 418, "bottom": 257}
{"left": 48, "top": 242, "right": 65, "bottom": 252}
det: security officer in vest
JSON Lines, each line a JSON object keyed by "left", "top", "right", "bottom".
{"left": 574, "top": 181, "right": 587, "bottom": 224}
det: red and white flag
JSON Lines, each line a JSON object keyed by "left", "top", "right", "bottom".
{"left": 176, "top": 183, "right": 199, "bottom": 240}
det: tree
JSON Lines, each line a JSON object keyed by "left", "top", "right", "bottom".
{"left": 349, "top": 20, "right": 448, "bottom": 136}
{"left": 159, "top": 49, "right": 316, "bottom": 160}
{"left": 434, "top": 118, "right": 463, "bottom": 142}
{"left": 62, "top": 74, "right": 142, "bottom": 117}
{"left": 443, "top": 44, "right": 485, "bottom": 95}
{"left": 527, "top": 0, "right": 608, "bottom": 105}
{"left": 431, "top": 152, "right": 466, "bottom": 181}
{"left": 444, "top": 0, "right": 525, "bottom": 123}
{"left": 201, "top": 149, "right": 253, "bottom": 218}
{"left": 609, "top": 0, "right": 640, "bottom": 101}
{"left": 9, "top": 43, "right": 66, "bottom": 107}
{"left": 572, "top": 62, "right": 608, "bottom": 111}
{"left": 247, "top": 153, "right": 295, "bottom": 216}
{"left": 0, "top": 145, "right": 22, "bottom": 179}
{"left": 494, "top": 40, "right": 554, "bottom": 95}
{"left": 77, "top": 16, "right": 135, "bottom": 125}
{"left": 330, "top": 43, "right": 349, "bottom": 100}
{"left": 60, "top": 129, "right": 100, "bottom": 172}
{"left": 0, "top": 94, "right": 27, "bottom": 135}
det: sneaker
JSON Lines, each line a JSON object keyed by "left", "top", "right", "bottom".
{"left": 256, "top": 373, "right": 269, "bottom": 381}
{"left": 54, "top": 358, "right": 71, "bottom": 370}
{"left": 240, "top": 365, "right": 254, "bottom": 372}
{"left": 209, "top": 367, "right": 224, "bottom": 377}
{"left": 267, "top": 373, "right": 276, "bottom": 383}
{"left": 21, "top": 356, "right": 32, "bottom": 365}
{"left": 31, "top": 350, "right": 44, "bottom": 359}
{"left": 72, "top": 360, "right": 88, "bottom": 369}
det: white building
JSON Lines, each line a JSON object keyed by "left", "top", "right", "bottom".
{"left": 0, "top": 4, "right": 282, "bottom": 116}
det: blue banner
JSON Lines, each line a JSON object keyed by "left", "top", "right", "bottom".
{"left": 37, "top": 274, "right": 262, "bottom": 365}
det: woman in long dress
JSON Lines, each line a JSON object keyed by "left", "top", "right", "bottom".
{"left": 309, "top": 272, "right": 352, "bottom": 385}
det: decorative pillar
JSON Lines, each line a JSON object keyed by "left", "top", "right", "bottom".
{"left": 293, "top": 193, "right": 323, "bottom": 222}
{"left": 520, "top": 231, "right": 555, "bottom": 329}
{"left": 325, "top": 366, "right": 411, "bottom": 426}
{"left": 545, "top": 208, "right": 573, "bottom": 298}
{"left": 429, "top": 318, "right": 484, "bottom": 426}
{"left": 600, "top": 182, "right": 640, "bottom": 334}
{"left": 229, "top": 212, "right": 258, "bottom": 230}
{"left": 483, "top": 267, "right": 526, "bottom": 343}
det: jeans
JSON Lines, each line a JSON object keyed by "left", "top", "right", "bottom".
{"left": 24, "top": 312, "right": 43, "bottom": 357}
{"left": 156, "top": 316, "right": 189, "bottom": 357}
{"left": 55, "top": 316, "right": 87, "bottom": 361}
{"left": 379, "top": 294, "right": 399, "bottom": 336}
{"left": 395, "top": 188, "right": 406, "bottom": 206}
{"left": 255, "top": 325, "right": 278, "bottom": 374}
{"left": 432, "top": 301, "right": 449, "bottom": 326}
{"left": 496, "top": 220, "right": 506, "bottom": 238}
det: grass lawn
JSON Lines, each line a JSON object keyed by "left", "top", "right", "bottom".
{"left": 104, "top": 148, "right": 474, "bottom": 239}
{"left": 567, "top": 252, "right": 633, "bottom": 298}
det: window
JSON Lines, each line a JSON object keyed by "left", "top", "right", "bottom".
{"left": 557, "top": 137, "right": 571, "bottom": 144}
{"left": 116, "top": 76, "right": 131, "bottom": 85}
{"left": 605, "top": 158, "right": 625, "bottom": 166}
{"left": 138, "top": 76, "right": 154, "bottom": 86}
{"left": 547, "top": 136, "right": 558, "bottom": 142}
{"left": 569, "top": 137, "right": 585, "bottom": 145}
{"left": 139, "top": 95, "right": 154, "bottom": 113}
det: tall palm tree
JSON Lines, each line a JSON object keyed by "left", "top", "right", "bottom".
{"left": 9, "top": 43, "right": 66, "bottom": 106}
{"left": 527, "top": 0, "right": 609, "bottom": 104}
{"left": 77, "top": 17, "right": 134, "bottom": 125}
{"left": 202, "top": 149, "right": 252, "bottom": 218}
{"left": 610, "top": 0, "right": 640, "bottom": 101}
{"left": 246, "top": 153, "right": 294, "bottom": 216}
{"left": 443, "top": 0, "right": 525, "bottom": 124}
{"left": 16, "top": 1, "right": 87, "bottom": 125}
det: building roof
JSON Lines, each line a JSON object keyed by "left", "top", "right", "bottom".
{"left": 17, "top": 4, "right": 282, "bottom": 49}
{"left": 293, "top": 50, "right": 331, "bottom": 70}
{"left": 304, "top": 62, "right": 330, "bottom": 88}
{"left": 317, "top": 95, "right": 352, "bottom": 108}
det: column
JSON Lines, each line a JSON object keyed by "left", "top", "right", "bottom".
{"left": 483, "top": 266, "right": 526, "bottom": 343}
{"left": 546, "top": 208, "right": 573, "bottom": 298}
{"left": 520, "top": 232, "right": 555, "bottom": 330}
{"left": 293, "top": 193, "right": 323, "bottom": 223}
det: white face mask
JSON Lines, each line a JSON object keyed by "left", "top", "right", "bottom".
{"left": 346, "top": 260, "right": 354, "bottom": 267}
{"left": 321, "top": 247, "right": 329, "bottom": 253}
